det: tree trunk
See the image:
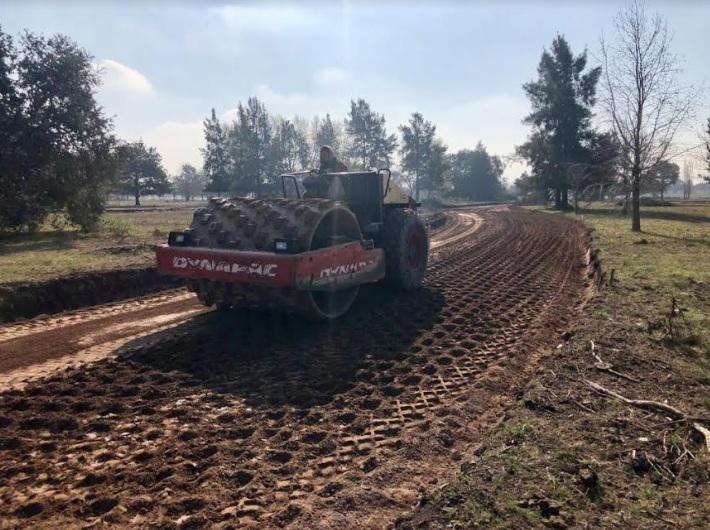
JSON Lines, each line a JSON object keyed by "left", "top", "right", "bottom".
{"left": 134, "top": 193, "right": 140, "bottom": 207}
{"left": 554, "top": 188, "right": 562, "bottom": 209}
{"left": 562, "top": 188, "right": 569, "bottom": 209}
{"left": 631, "top": 171, "right": 641, "bottom": 231}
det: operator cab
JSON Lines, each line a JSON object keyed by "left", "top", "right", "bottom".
{"left": 280, "top": 146, "right": 397, "bottom": 235}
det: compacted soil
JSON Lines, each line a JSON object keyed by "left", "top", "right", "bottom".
{"left": 0, "top": 206, "right": 591, "bottom": 529}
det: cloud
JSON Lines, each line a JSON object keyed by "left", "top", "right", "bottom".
{"left": 254, "top": 83, "right": 310, "bottom": 111}
{"left": 141, "top": 120, "right": 204, "bottom": 174}
{"left": 96, "top": 59, "right": 152, "bottom": 94}
{"left": 313, "top": 67, "right": 352, "bottom": 89}
{"left": 222, "top": 84, "right": 314, "bottom": 122}
{"left": 211, "top": 5, "right": 311, "bottom": 33}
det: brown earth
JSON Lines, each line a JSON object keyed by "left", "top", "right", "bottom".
{"left": 0, "top": 206, "right": 591, "bottom": 529}
{"left": 0, "top": 268, "right": 185, "bottom": 324}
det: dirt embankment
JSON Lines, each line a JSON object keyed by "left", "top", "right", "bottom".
{"left": 0, "top": 268, "right": 185, "bottom": 323}
{"left": 0, "top": 207, "right": 592, "bottom": 529}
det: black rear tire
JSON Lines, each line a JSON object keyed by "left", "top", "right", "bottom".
{"left": 383, "top": 208, "right": 428, "bottom": 290}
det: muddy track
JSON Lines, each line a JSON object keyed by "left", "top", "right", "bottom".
{"left": 0, "top": 207, "right": 590, "bottom": 529}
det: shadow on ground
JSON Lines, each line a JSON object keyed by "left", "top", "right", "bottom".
{"left": 117, "top": 284, "right": 446, "bottom": 409}
{"left": 0, "top": 231, "right": 76, "bottom": 255}
{"left": 578, "top": 207, "right": 709, "bottom": 225}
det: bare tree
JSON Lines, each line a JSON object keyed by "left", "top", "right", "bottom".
{"left": 682, "top": 158, "right": 694, "bottom": 200}
{"left": 600, "top": 0, "right": 695, "bottom": 231}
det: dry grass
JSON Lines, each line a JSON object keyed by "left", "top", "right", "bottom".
{"left": 0, "top": 204, "right": 199, "bottom": 284}
{"left": 537, "top": 200, "right": 709, "bottom": 353}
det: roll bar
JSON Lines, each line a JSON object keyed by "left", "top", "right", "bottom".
{"left": 279, "top": 168, "right": 392, "bottom": 200}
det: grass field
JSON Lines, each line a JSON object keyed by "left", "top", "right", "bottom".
{"left": 538, "top": 200, "right": 709, "bottom": 351}
{"left": 404, "top": 199, "right": 710, "bottom": 529}
{"left": 0, "top": 203, "right": 200, "bottom": 284}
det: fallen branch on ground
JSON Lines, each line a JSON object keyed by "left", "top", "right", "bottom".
{"left": 584, "top": 380, "right": 710, "bottom": 451}
{"left": 693, "top": 423, "right": 710, "bottom": 452}
{"left": 589, "top": 341, "right": 641, "bottom": 383}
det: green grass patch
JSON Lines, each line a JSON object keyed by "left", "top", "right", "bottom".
{"left": 498, "top": 420, "right": 537, "bottom": 444}
{"left": 0, "top": 202, "right": 200, "bottom": 284}
{"left": 533, "top": 200, "right": 710, "bottom": 356}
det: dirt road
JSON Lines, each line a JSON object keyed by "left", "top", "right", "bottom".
{"left": 0, "top": 207, "right": 590, "bottom": 529}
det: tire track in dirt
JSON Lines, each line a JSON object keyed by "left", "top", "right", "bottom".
{"left": 0, "top": 210, "right": 471, "bottom": 388}
{"left": 0, "top": 289, "right": 194, "bottom": 344}
{"left": 0, "top": 295, "right": 207, "bottom": 388}
{"left": 0, "top": 207, "right": 590, "bottom": 529}
{"left": 429, "top": 211, "right": 482, "bottom": 250}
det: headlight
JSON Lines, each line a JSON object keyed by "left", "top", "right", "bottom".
{"left": 168, "top": 231, "right": 191, "bottom": 246}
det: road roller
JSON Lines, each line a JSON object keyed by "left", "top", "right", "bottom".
{"left": 155, "top": 147, "right": 428, "bottom": 319}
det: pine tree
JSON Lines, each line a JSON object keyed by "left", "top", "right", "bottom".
{"left": 229, "top": 97, "right": 272, "bottom": 196}
{"left": 399, "top": 113, "right": 436, "bottom": 201}
{"left": 292, "top": 116, "right": 312, "bottom": 169}
{"left": 201, "top": 108, "right": 230, "bottom": 194}
{"left": 345, "top": 99, "right": 397, "bottom": 169}
{"left": 517, "top": 35, "right": 601, "bottom": 209}
{"left": 423, "top": 139, "right": 450, "bottom": 196}
{"left": 270, "top": 118, "right": 310, "bottom": 175}
{"left": 313, "top": 114, "right": 344, "bottom": 158}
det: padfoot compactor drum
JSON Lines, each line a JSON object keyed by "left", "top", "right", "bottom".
{"left": 156, "top": 147, "right": 428, "bottom": 319}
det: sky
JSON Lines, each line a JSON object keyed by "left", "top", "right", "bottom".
{"left": 1, "top": 1, "right": 708, "bottom": 182}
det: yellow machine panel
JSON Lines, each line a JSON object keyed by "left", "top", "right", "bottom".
{"left": 382, "top": 174, "right": 412, "bottom": 205}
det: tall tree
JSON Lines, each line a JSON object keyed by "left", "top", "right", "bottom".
{"left": 173, "top": 163, "right": 205, "bottom": 201}
{"left": 201, "top": 108, "right": 230, "bottom": 195}
{"left": 0, "top": 28, "right": 114, "bottom": 231}
{"left": 313, "top": 114, "right": 344, "bottom": 158}
{"left": 291, "top": 116, "right": 312, "bottom": 169}
{"left": 399, "top": 113, "right": 436, "bottom": 201}
{"left": 115, "top": 140, "right": 170, "bottom": 206}
{"left": 345, "top": 99, "right": 397, "bottom": 169}
{"left": 514, "top": 172, "right": 540, "bottom": 198}
{"left": 228, "top": 97, "right": 272, "bottom": 196}
{"left": 423, "top": 139, "right": 451, "bottom": 196}
{"left": 682, "top": 159, "right": 694, "bottom": 200}
{"left": 600, "top": 0, "right": 695, "bottom": 231}
{"left": 269, "top": 118, "right": 310, "bottom": 175}
{"left": 517, "top": 35, "right": 601, "bottom": 209}
{"left": 451, "top": 143, "right": 504, "bottom": 201}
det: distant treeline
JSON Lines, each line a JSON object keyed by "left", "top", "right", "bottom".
{"left": 3, "top": 9, "right": 710, "bottom": 233}
{"left": 197, "top": 98, "right": 507, "bottom": 204}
